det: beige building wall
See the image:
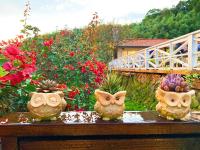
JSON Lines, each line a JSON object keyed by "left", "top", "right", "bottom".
{"left": 117, "top": 47, "right": 144, "bottom": 58}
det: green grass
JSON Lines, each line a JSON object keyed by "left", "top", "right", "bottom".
{"left": 125, "top": 99, "right": 148, "bottom": 111}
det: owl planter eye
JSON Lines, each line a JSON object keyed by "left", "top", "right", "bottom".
{"left": 165, "top": 93, "right": 179, "bottom": 107}
{"left": 46, "top": 93, "right": 61, "bottom": 107}
{"left": 95, "top": 90, "right": 112, "bottom": 106}
{"left": 30, "top": 93, "right": 45, "bottom": 107}
{"left": 181, "top": 94, "right": 191, "bottom": 107}
{"left": 114, "top": 91, "right": 126, "bottom": 106}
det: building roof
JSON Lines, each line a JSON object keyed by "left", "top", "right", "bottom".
{"left": 118, "top": 38, "right": 169, "bottom": 47}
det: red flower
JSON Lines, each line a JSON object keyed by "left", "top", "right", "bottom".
{"left": 68, "top": 65, "right": 75, "bottom": 71}
{"left": 43, "top": 38, "right": 53, "bottom": 47}
{"left": 95, "top": 76, "right": 102, "bottom": 83}
{"left": 63, "top": 64, "right": 74, "bottom": 70}
{"left": 4, "top": 45, "right": 20, "bottom": 56}
{"left": 69, "top": 51, "right": 75, "bottom": 57}
{"left": 81, "top": 66, "right": 86, "bottom": 73}
{"left": 21, "top": 65, "right": 37, "bottom": 78}
{"left": 43, "top": 53, "right": 47, "bottom": 58}
{"left": 0, "top": 72, "right": 24, "bottom": 86}
{"left": 0, "top": 47, "right": 36, "bottom": 85}
{"left": 57, "top": 84, "right": 67, "bottom": 90}
{"left": 54, "top": 74, "right": 59, "bottom": 79}
{"left": 66, "top": 104, "right": 71, "bottom": 109}
{"left": 75, "top": 108, "right": 84, "bottom": 112}
{"left": 30, "top": 79, "right": 40, "bottom": 85}
{"left": 68, "top": 89, "right": 79, "bottom": 99}
{"left": 77, "top": 62, "right": 81, "bottom": 66}
{"left": 85, "top": 83, "right": 89, "bottom": 89}
{"left": 87, "top": 89, "right": 91, "bottom": 94}
{"left": 74, "top": 105, "right": 78, "bottom": 110}
{"left": 2, "top": 62, "right": 13, "bottom": 71}
{"left": 64, "top": 65, "right": 68, "bottom": 69}
{"left": 54, "top": 66, "right": 58, "bottom": 70}
{"left": 10, "top": 73, "right": 23, "bottom": 85}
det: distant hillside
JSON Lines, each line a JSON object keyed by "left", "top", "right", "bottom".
{"left": 129, "top": 0, "right": 200, "bottom": 38}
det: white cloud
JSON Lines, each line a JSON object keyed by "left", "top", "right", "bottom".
{"left": 0, "top": 0, "right": 180, "bottom": 41}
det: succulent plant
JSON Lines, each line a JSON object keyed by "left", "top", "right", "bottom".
{"left": 160, "top": 74, "right": 189, "bottom": 92}
{"left": 99, "top": 72, "right": 124, "bottom": 94}
{"left": 36, "top": 80, "right": 58, "bottom": 93}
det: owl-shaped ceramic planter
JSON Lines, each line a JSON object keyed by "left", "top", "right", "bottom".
{"left": 94, "top": 89, "right": 126, "bottom": 121}
{"left": 27, "top": 91, "right": 66, "bottom": 121}
{"left": 156, "top": 87, "right": 195, "bottom": 121}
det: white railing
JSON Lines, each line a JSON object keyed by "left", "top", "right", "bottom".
{"left": 109, "top": 30, "right": 200, "bottom": 71}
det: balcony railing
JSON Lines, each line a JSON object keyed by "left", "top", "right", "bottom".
{"left": 109, "top": 30, "right": 200, "bottom": 71}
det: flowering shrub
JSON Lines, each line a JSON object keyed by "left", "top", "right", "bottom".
{"left": 35, "top": 31, "right": 107, "bottom": 110}
{"left": 0, "top": 45, "right": 36, "bottom": 85}
{"left": 20, "top": 13, "right": 107, "bottom": 111}
{"left": 0, "top": 36, "right": 37, "bottom": 115}
{"left": 0, "top": 8, "right": 108, "bottom": 114}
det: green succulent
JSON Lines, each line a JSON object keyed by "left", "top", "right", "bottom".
{"left": 99, "top": 72, "right": 124, "bottom": 94}
{"left": 36, "top": 80, "right": 58, "bottom": 93}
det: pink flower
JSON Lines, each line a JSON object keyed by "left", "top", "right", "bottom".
{"left": 75, "top": 108, "right": 84, "bottom": 112}
{"left": 5, "top": 45, "right": 20, "bottom": 56}
{"left": 2, "top": 62, "right": 13, "bottom": 71}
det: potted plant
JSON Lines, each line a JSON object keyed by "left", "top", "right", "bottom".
{"left": 94, "top": 73, "right": 126, "bottom": 120}
{"left": 27, "top": 80, "right": 67, "bottom": 121}
{"left": 156, "top": 74, "right": 195, "bottom": 120}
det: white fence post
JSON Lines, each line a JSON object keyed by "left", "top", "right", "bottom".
{"left": 155, "top": 47, "right": 159, "bottom": 69}
{"left": 188, "top": 34, "right": 197, "bottom": 70}
{"left": 145, "top": 49, "right": 149, "bottom": 69}
{"left": 169, "top": 43, "right": 173, "bottom": 69}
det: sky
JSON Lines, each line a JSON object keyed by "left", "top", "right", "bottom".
{"left": 0, "top": 0, "right": 180, "bottom": 41}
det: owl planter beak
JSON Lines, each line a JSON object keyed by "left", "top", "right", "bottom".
{"left": 155, "top": 87, "right": 195, "bottom": 121}
{"left": 94, "top": 89, "right": 126, "bottom": 121}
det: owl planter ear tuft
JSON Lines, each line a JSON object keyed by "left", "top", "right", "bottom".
{"left": 156, "top": 74, "right": 195, "bottom": 121}
{"left": 94, "top": 73, "right": 126, "bottom": 121}
{"left": 27, "top": 80, "right": 67, "bottom": 121}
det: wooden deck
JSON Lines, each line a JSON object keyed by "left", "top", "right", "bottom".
{"left": 112, "top": 68, "right": 200, "bottom": 75}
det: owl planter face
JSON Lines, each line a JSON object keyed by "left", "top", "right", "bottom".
{"left": 94, "top": 89, "right": 126, "bottom": 121}
{"left": 27, "top": 91, "right": 66, "bottom": 121}
{"left": 156, "top": 87, "right": 195, "bottom": 121}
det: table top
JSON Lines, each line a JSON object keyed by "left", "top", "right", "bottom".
{"left": 0, "top": 111, "right": 200, "bottom": 137}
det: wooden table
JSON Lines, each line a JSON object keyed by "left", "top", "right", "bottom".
{"left": 0, "top": 111, "right": 200, "bottom": 150}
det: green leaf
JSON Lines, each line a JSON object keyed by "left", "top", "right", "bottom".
{"left": 24, "top": 84, "right": 36, "bottom": 92}
{"left": 0, "top": 67, "right": 8, "bottom": 77}
{"left": 0, "top": 58, "right": 7, "bottom": 66}
{"left": 17, "top": 89, "right": 22, "bottom": 96}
